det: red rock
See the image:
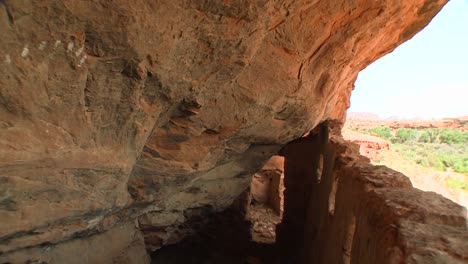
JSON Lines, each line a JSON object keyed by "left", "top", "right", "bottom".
{"left": 0, "top": 0, "right": 448, "bottom": 261}
{"left": 342, "top": 130, "right": 390, "bottom": 160}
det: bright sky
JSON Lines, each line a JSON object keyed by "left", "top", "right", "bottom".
{"left": 349, "top": 0, "right": 468, "bottom": 119}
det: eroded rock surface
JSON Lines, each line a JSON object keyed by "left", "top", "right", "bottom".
{"left": 0, "top": 0, "right": 447, "bottom": 261}
{"left": 277, "top": 122, "right": 468, "bottom": 264}
{"left": 0, "top": 221, "right": 149, "bottom": 264}
{"left": 342, "top": 129, "right": 390, "bottom": 159}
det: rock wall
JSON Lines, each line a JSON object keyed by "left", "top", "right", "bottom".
{"left": 250, "top": 155, "right": 284, "bottom": 214}
{"left": 0, "top": 221, "right": 149, "bottom": 264}
{"left": 0, "top": 0, "right": 448, "bottom": 261}
{"left": 277, "top": 122, "right": 468, "bottom": 263}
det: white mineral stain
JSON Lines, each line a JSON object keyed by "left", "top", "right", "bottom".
{"left": 54, "top": 40, "right": 61, "bottom": 49}
{"left": 67, "top": 42, "right": 74, "bottom": 52}
{"left": 87, "top": 216, "right": 103, "bottom": 228}
{"left": 21, "top": 46, "right": 29, "bottom": 58}
{"left": 38, "top": 41, "right": 47, "bottom": 50}
{"left": 75, "top": 46, "right": 84, "bottom": 57}
{"left": 78, "top": 55, "right": 88, "bottom": 67}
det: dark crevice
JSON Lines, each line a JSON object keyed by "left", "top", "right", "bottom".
{"left": 149, "top": 155, "right": 285, "bottom": 264}
{"left": 0, "top": 0, "right": 14, "bottom": 26}
{"left": 150, "top": 190, "right": 282, "bottom": 264}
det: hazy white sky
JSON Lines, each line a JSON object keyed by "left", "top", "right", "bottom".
{"left": 349, "top": 0, "right": 468, "bottom": 119}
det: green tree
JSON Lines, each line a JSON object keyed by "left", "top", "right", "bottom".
{"left": 393, "top": 128, "right": 419, "bottom": 143}
{"left": 368, "top": 126, "right": 393, "bottom": 140}
{"left": 440, "top": 128, "right": 468, "bottom": 144}
{"left": 418, "top": 128, "right": 440, "bottom": 143}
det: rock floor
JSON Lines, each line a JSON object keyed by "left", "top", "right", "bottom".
{"left": 249, "top": 202, "right": 282, "bottom": 244}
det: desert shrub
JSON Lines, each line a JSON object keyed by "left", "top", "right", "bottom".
{"left": 415, "top": 153, "right": 446, "bottom": 171}
{"left": 418, "top": 131, "right": 430, "bottom": 143}
{"left": 446, "top": 177, "right": 468, "bottom": 191}
{"left": 392, "top": 144, "right": 418, "bottom": 160}
{"left": 434, "top": 159, "right": 447, "bottom": 171}
{"left": 452, "top": 158, "right": 468, "bottom": 174}
{"left": 440, "top": 153, "right": 468, "bottom": 174}
{"left": 392, "top": 143, "right": 467, "bottom": 174}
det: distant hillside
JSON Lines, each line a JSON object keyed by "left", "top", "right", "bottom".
{"left": 347, "top": 112, "right": 380, "bottom": 120}
{"left": 345, "top": 115, "right": 468, "bottom": 131}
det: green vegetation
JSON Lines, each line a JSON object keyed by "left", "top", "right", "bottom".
{"left": 349, "top": 125, "right": 393, "bottom": 139}
{"left": 440, "top": 128, "right": 468, "bottom": 144}
{"left": 352, "top": 126, "right": 468, "bottom": 174}
{"left": 394, "top": 128, "right": 419, "bottom": 143}
{"left": 369, "top": 126, "right": 393, "bottom": 140}
{"left": 350, "top": 126, "right": 468, "bottom": 145}
{"left": 391, "top": 143, "right": 467, "bottom": 173}
{"left": 446, "top": 177, "right": 468, "bottom": 191}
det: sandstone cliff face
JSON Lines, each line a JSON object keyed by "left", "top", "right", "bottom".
{"left": 0, "top": 0, "right": 447, "bottom": 260}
